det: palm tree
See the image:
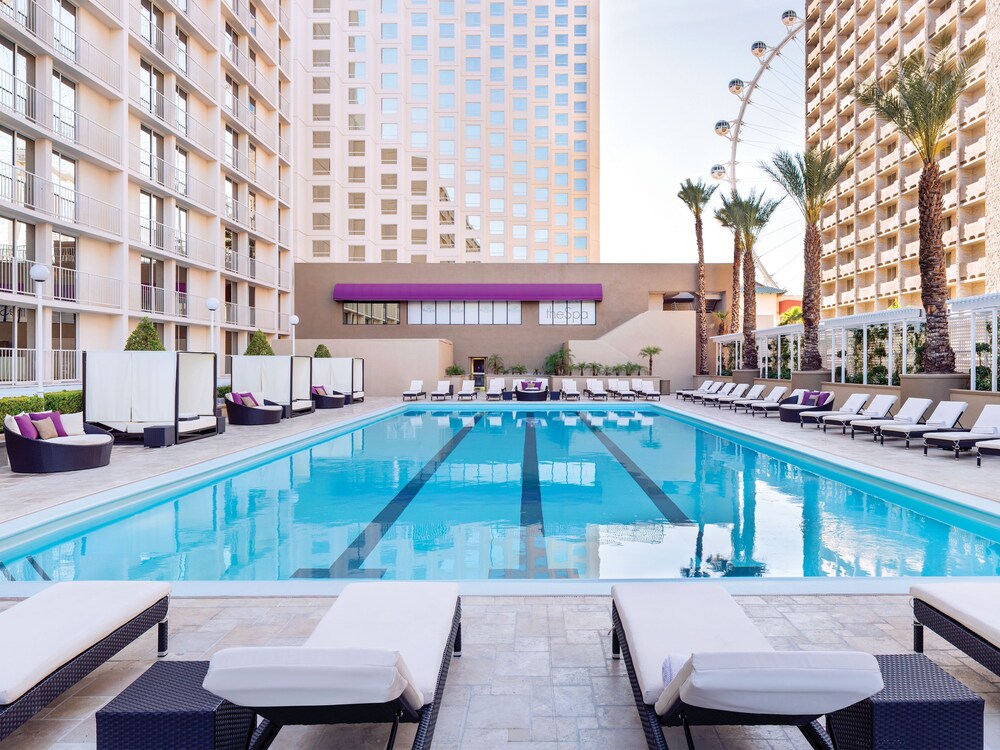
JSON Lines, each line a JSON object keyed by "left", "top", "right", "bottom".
{"left": 761, "top": 147, "right": 854, "bottom": 371}
{"left": 715, "top": 193, "right": 742, "bottom": 334}
{"left": 854, "top": 34, "right": 984, "bottom": 373}
{"left": 779, "top": 305, "right": 803, "bottom": 326}
{"left": 638, "top": 345, "right": 662, "bottom": 376}
{"left": 677, "top": 179, "right": 718, "bottom": 374}
{"left": 731, "top": 190, "right": 783, "bottom": 369}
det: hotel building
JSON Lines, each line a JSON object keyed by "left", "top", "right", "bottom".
{"left": 292, "top": 0, "right": 600, "bottom": 265}
{"left": 806, "top": 0, "right": 1000, "bottom": 318}
{"left": 0, "top": 0, "right": 294, "bottom": 389}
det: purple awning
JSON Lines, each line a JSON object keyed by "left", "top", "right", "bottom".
{"left": 332, "top": 283, "right": 603, "bottom": 302}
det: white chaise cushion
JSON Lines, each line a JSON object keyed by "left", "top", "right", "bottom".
{"left": 612, "top": 584, "right": 771, "bottom": 705}
{"left": 304, "top": 582, "right": 459, "bottom": 707}
{"left": 911, "top": 583, "right": 1000, "bottom": 647}
{"left": 60, "top": 412, "right": 85, "bottom": 436}
{"left": 0, "top": 581, "right": 170, "bottom": 705}
{"left": 292, "top": 399, "right": 313, "bottom": 411}
{"left": 46, "top": 435, "right": 113, "bottom": 447}
{"left": 178, "top": 416, "right": 218, "bottom": 434}
{"left": 656, "top": 650, "right": 883, "bottom": 717}
{"left": 3, "top": 414, "right": 19, "bottom": 435}
{"left": 203, "top": 647, "right": 423, "bottom": 709}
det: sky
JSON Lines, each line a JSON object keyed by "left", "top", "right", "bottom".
{"left": 600, "top": 0, "right": 807, "bottom": 293}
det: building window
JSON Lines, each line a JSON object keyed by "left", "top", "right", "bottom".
{"left": 538, "top": 301, "right": 596, "bottom": 325}
{"left": 174, "top": 324, "right": 188, "bottom": 351}
{"left": 312, "top": 239, "right": 330, "bottom": 257}
{"left": 348, "top": 218, "right": 365, "bottom": 236}
{"left": 312, "top": 213, "right": 330, "bottom": 230}
{"left": 348, "top": 245, "right": 366, "bottom": 262}
{"left": 381, "top": 198, "right": 398, "bottom": 215}
{"left": 312, "top": 185, "right": 331, "bottom": 202}
{"left": 343, "top": 301, "right": 400, "bottom": 324}
{"left": 348, "top": 192, "right": 365, "bottom": 209}
{"left": 348, "top": 140, "right": 366, "bottom": 156}
{"left": 408, "top": 300, "right": 522, "bottom": 325}
{"left": 381, "top": 248, "right": 398, "bottom": 262}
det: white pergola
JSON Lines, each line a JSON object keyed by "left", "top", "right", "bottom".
{"left": 818, "top": 307, "right": 925, "bottom": 386}
{"left": 754, "top": 323, "right": 802, "bottom": 380}
{"left": 709, "top": 332, "right": 743, "bottom": 377}
{"left": 948, "top": 292, "right": 1000, "bottom": 392}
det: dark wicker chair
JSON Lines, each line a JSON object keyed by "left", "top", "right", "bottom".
{"left": 224, "top": 395, "right": 283, "bottom": 426}
{"left": 312, "top": 392, "right": 345, "bottom": 409}
{"left": 3, "top": 423, "right": 113, "bottom": 474}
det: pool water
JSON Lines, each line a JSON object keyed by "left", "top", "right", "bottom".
{"left": 2, "top": 407, "right": 999, "bottom": 581}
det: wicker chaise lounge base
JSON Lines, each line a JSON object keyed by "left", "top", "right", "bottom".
{"left": 3, "top": 423, "right": 113, "bottom": 473}
{"left": 224, "top": 395, "right": 283, "bottom": 426}
{"left": 911, "top": 583, "right": 1000, "bottom": 678}
{"left": 978, "top": 439, "right": 1000, "bottom": 466}
{"left": 203, "top": 582, "right": 462, "bottom": 750}
{"left": 0, "top": 582, "right": 170, "bottom": 743}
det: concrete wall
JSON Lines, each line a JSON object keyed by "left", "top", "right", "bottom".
{"left": 276, "top": 338, "right": 454, "bottom": 396}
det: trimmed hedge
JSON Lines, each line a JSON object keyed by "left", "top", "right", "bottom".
{"left": 0, "top": 395, "right": 46, "bottom": 423}
{"left": 44, "top": 390, "right": 84, "bottom": 414}
{"left": 217, "top": 385, "right": 232, "bottom": 398}
{"left": 0, "top": 390, "right": 84, "bottom": 424}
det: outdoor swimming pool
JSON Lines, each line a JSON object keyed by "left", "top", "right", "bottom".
{"left": 1, "top": 406, "right": 999, "bottom": 582}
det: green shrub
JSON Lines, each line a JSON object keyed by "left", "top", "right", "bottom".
{"left": 314, "top": 344, "right": 332, "bottom": 358}
{"left": 445, "top": 364, "right": 466, "bottom": 376}
{"left": 43, "top": 390, "right": 83, "bottom": 414}
{"left": 0, "top": 395, "right": 46, "bottom": 422}
{"left": 244, "top": 330, "right": 274, "bottom": 355}
{"left": 124, "top": 317, "right": 165, "bottom": 351}
{"left": 217, "top": 385, "right": 232, "bottom": 398}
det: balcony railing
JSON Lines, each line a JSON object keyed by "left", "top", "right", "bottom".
{"left": 222, "top": 146, "right": 277, "bottom": 193}
{"left": 223, "top": 249, "right": 277, "bottom": 285}
{"left": 0, "top": 0, "right": 121, "bottom": 91}
{"left": 93, "top": 0, "right": 122, "bottom": 20}
{"left": 222, "top": 0, "right": 277, "bottom": 57}
{"left": 129, "top": 142, "right": 216, "bottom": 207}
{"left": 128, "top": 213, "right": 217, "bottom": 265}
{"left": 0, "top": 348, "right": 81, "bottom": 385}
{"left": 128, "top": 283, "right": 212, "bottom": 320}
{"left": 129, "top": 8, "right": 216, "bottom": 96}
{"left": 222, "top": 95, "right": 276, "bottom": 149}
{"left": 0, "top": 72, "right": 120, "bottom": 162}
{"left": 222, "top": 198, "right": 276, "bottom": 240}
{"left": 129, "top": 74, "right": 216, "bottom": 155}
{"left": 278, "top": 135, "right": 290, "bottom": 161}
{"left": 223, "top": 301, "right": 275, "bottom": 329}
{"left": 278, "top": 266, "right": 290, "bottom": 289}
{"left": 222, "top": 42, "right": 276, "bottom": 102}
{"left": 0, "top": 162, "right": 120, "bottom": 234}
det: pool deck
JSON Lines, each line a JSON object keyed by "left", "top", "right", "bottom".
{"left": 1, "top": 592, "right": 999, "bottom": 750}
{"left": 1, "top": 395, "right": 999, "bottom": 748}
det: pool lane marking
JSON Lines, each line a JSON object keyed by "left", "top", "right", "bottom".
{"left": 0, "top": 562, "right": 13, "bottom": 581}
{"left": 577, "top": 412, "right": 691, "bottom": 525}
{"left": 25, "top": 555, "right": 51, "bottom": 581}
{"left": 291, "top": 413, "right": 484, "bottom": 579}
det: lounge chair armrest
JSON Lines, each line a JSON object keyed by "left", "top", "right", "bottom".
{"left": 204, "top": 647, "right": 425, "bottom": 709}
{"left": 655, "top": 650, "right": 883, "bottom": 718}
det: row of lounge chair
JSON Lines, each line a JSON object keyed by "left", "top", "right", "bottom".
{"left": 7, "top": 579, "right": 1000, "bottom": 750}
{"left": 401, "top": 378, "right": 663, "bottom": 402}
{"left": 682, "top": 379, "right": 1000, "bottom": 462}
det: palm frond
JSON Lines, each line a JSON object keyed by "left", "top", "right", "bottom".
{"left": 677, "top": 178, "right": 718, "bottom": 219}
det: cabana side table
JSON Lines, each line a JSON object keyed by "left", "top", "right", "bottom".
{"left": 143, "top": 424, "right": 176, "bottom": 448}
{"left": 97, "top": 661, "right": 254, "bottom": 750}
{"left": 826, "top": 653, "right": 983, "bottom": 749}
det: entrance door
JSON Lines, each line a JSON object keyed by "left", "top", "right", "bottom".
{"left": 470, "top": 357, "right": 486, "bottom": 388}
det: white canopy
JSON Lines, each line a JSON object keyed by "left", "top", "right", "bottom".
{"left": 232, "top": 355, "right": 313, "bottom": 406}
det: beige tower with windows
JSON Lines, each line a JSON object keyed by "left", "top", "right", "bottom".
{"left": 806, "top": 0, "right": 1000, "bottom": 318}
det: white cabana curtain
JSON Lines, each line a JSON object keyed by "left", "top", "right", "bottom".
{"left": 331, "top": 358, "right": 352, "bottom": 393}
{"left": 85, "top": 351, "right": 133, "bottom": 422}
{"left": 85, "top": 351, "right": 177, "bottom": 423}
{"left": 291, "top": 356, "right": 312, "bottom": 401}
{"left": 260, "top": 357, "right": 291, "bottom": 404}
{"left": 352, "top": 358, "right": 364, "bottom": 392}
{"left": 131, "top": 352, "right": 176, "bottom": 423}
{"left": 311, "top": 358, "right": 332, "bottom": 388}
{"left": 177, "top": 352, "right": 215, "bottom": 417}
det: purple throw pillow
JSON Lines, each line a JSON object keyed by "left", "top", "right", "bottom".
{"left": 816, "top": 392, "right": 831, "bottom": 407}
{"left": 239, "top": 392, "right": 258, "bottom": 407}
{"left": 231, "top": 392, "right": 243, "bottom": 405}
{"left": 520, "top": 380, "right": 530, "bottom": 390}
{"left": 800, "top": 390, "right": 818, "bottom": 406}
{"left": 29, "top": 411, "right": 67, "bottom": 437}
{"left": 312, "top": 386, "right": 327, "bottom": 396}
{"left": 13, "top": 414, "right": 38, "bottom": 439}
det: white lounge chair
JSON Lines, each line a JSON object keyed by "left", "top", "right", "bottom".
{"left": 585, "top": 379, "right": 609, "bottom": 400}
{"left": 430, "top": 380, "right": 453, "bottom": 401}
{"left": 878, "top": 400, "right": 968, "bottom": 447}
{"left": 402, "top": 380, "right": 426, "bottom": 401}
{"left": 799, "top": 393, "right": 869, "bottom": 428}
{"left": 715, "top": 383, "right": 764, "bottom": 408}
{"left": 614, "top": 379, "right": 637, "bottom": 401}
{"left": 732, "top": 385, "right": 786, "bottom": 412}
{"left": 923, "top": 404, "right": 1000, "bottom": 459}
{"left": 561, "top": 379, "right": 582, "bottom": 401}
{"left": 611, "top": 583, "right": 883, "bottom": 750}
{"left": 204, "top": 583, "right": 460, "bottom": 750}
{"left": 485, "top": 378, "right": 505, "bottom": 401}
{"left": 675, "top": 380, "right": 714, "bottom": 400}
{"left": 631, "top": 378, "right": 647, "bottom": 396}
{"left": 702, "top": 382, "right": 747, "bottom": 405}
{"left": 641, "top": 380, "right": 661, "bottom": 400}
{"left": 693, "top": 382, "right": 735, "bottom": 404}
{"left": 456, "top": 380, "right": 477, "bottom": 400}
{"left": 820, "top": 394, "right": 898, "bottom": 433}
{"left": 0, "top": 582, "right": 170, "bottom": 742}
{"left": 681, "top": 381, "right": 723, "bottom": 402}
{"left": 977, "top": 438, "right": 1000, "bottom": 467}
{"left": 848, "top": 397, "right": 932, "bottom": 440}
{"left": 911, "top": 582, "right": 1000, "bottom": 678}
{"left": 750, "top": 388, "right": 805, "bottom": 417}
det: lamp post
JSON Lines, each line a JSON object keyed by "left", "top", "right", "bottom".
{"left": 289, "top": 314, "right": 299, "bottom": 355}
{"left": 29, "top": 264, "right": 49, "bottom": 397}
{"left": 206, "top": 296, "right": 220, "bottom": 358}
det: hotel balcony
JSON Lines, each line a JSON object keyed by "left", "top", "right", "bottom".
{"left": 128, "top": 213, "right": 218, "bottom": 266}
{"left": 858, "top": 284, "right": 876, "bottom": 300}
{"left": 175, "top": 0, "right": 216, "bottom": 47}
{"left": 877, "top": 216, "right": 899, "bottom": 235}
{"left": 962, "top": 136, "right": 986, "bottom": 165}
{"left": 902, "top": 240, "right": 920, "bottom": 259}
{"left": 222, "top": 0, "right": 278, "bottom": 65}
{"left": 128, "top": 10, "right": 216, "bottom": 100}
{"left": 1, "top": 259, "right": 122, "bottom": 309}
{"left": 858, "top": 225, "right": 876, "bottom": 243}
{"left": 858, "top": 253, "right": 876, "bottom": 272}
{"left": 964, "top": 176, "right": 986, "bottom": 202}
{"left": 822, "top": 266, "right": 838, "bottom": 282}
{"left": 129, "top": 75, "right": 216, "bottom": 156}
{"left": 965, "top": 258, "right": 987, "bottom": 278}
{"left": 223, "top": 198, "right": 277, "bottom": 242}
{"left": 962, "top": 217, "right": 986, "bottom": 241}
{"left": 222, "top": 43, "right": 276, "bottom": 104}
{"left": 840, "top": 203, "right": 855, "bottom": 222}
{"left": 128, "top": 283, "right": 213, "bottom": 321}
{"left": 223, "top": 250, "right": 279, "bottom": 286}
{"left": 841, "top": 288, "right": 857, "bottom": 303}
{"left": 277, "top": 223, "right": 290, "bottom": 248}
{"left": 822, "top": 294, "right": 837, "bottom": 308}
{"left": 857, "top": 194, "right": 877, "bottom": 214}
{"left": 879, "top": 183, "right": 899, "bottom": 203}
{"left": 129, "top": 143, "right": 217, "bottom": 208}
{"left": 278, "top": 135, "right": 291, "bottom": 163}
{"left": 967, "top": 15, "right": 987, "bottom": 45}
{"left": 961, "top": 98, "right": 986, "bottom": 128}
{"left": 222, "top": 147, "right": 278, "bottom": 196}
{"left": 839, "top": 259, "right": 857, "bottom": 275}
{"left": 0, "top": 163, "right": 120, "bottom": 236}
{"left": 903, "top": 274, "right": 921, "bottom": 291}
{"left": 223, "top": 301, "right": 276, "bottom": 330}
{"left": 92, "top": 0, "right": 122, "bottom": 22}
{"left": 0, "top": 1, "right": 121, "bottom": 92}
{"left": 943, "top": 226, "right": 959, "bottom": 246}
{"left": 879, "top": 279, "right": 900, "bottom": 296}
{"left": 222, "top": 96, "right": 277, "bottom": 151}
{"left": 856, "top": 162, "right": 876, "bottom": 183}
{"left": 0, "top": 349, "right": 82, "bottom": 387}
{"left": 902, "top": 206, "right": 920, "bottom": 227}
{"left": 0, "top": 73, "right": 121, "bottom": 164}
{"left": 880, "top": 247, "right": 900, "bottom": 265}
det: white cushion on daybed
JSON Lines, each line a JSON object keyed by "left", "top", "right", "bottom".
{"left": 0, "top": 581, "right": 170, "bottom": 705}
{"left": 612, "top": 584, "right": 771, "bottom": 706}
{"left": 3, "top": 414, "right": 20, "bottom": 435}
{"left": 912, "top": 583, "right": 1000, "bottom": 647}
{"left": 46, "top": 434, "right": 112, "bottom": 447}
{"left": 658, "top": 650, "right": 882, "bottom": 717}
{"left": 60, "top": 412, "right": 85, "bottom": 436}
{"left": 178, "top": 416, "right": 218, "bottom": 434}
{"left": 203, "top": 646, "right": 423, "bottom": 709}
{"left": 291, "top": 399, "right": 313, "bottom": 412}
{"left": 304, "top": 582, "right": 459, "bottom": 706}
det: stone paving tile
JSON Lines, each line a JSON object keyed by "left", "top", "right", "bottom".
{"left": 0, "top": 593, "right": 998, "bottom": 749}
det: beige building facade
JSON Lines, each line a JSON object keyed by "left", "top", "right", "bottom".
{"left": 806, "top": 0, "right": 1000, "bottom": 318}
{"left": 0, "top": 0, "right": 294, "bottom": 391}
{"left": 292, "top": 0, "right": 600, "bottom": 265}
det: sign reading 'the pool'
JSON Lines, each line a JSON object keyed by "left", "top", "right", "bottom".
{"left": 538, "top": 301, "right": 597, "bottom": 325}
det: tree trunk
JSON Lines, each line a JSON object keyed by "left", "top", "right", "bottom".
{"left": 742, "top": 240, "right": 758, "bottom": 369}
{"left": 729, "top": 233, "right": 742, "bottom": 334}
{"left": 917, "top": 160, "right": 956, "bottom": 373}
{"left": 801, "top": 222, "right": 823, "bottom": 371}
{"left": 696, "top": 214, "right": 708, "bottom": 375}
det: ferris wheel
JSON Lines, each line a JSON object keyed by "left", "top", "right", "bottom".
{"left": 711, "top": 8, "right": 807, "bottom": 291}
